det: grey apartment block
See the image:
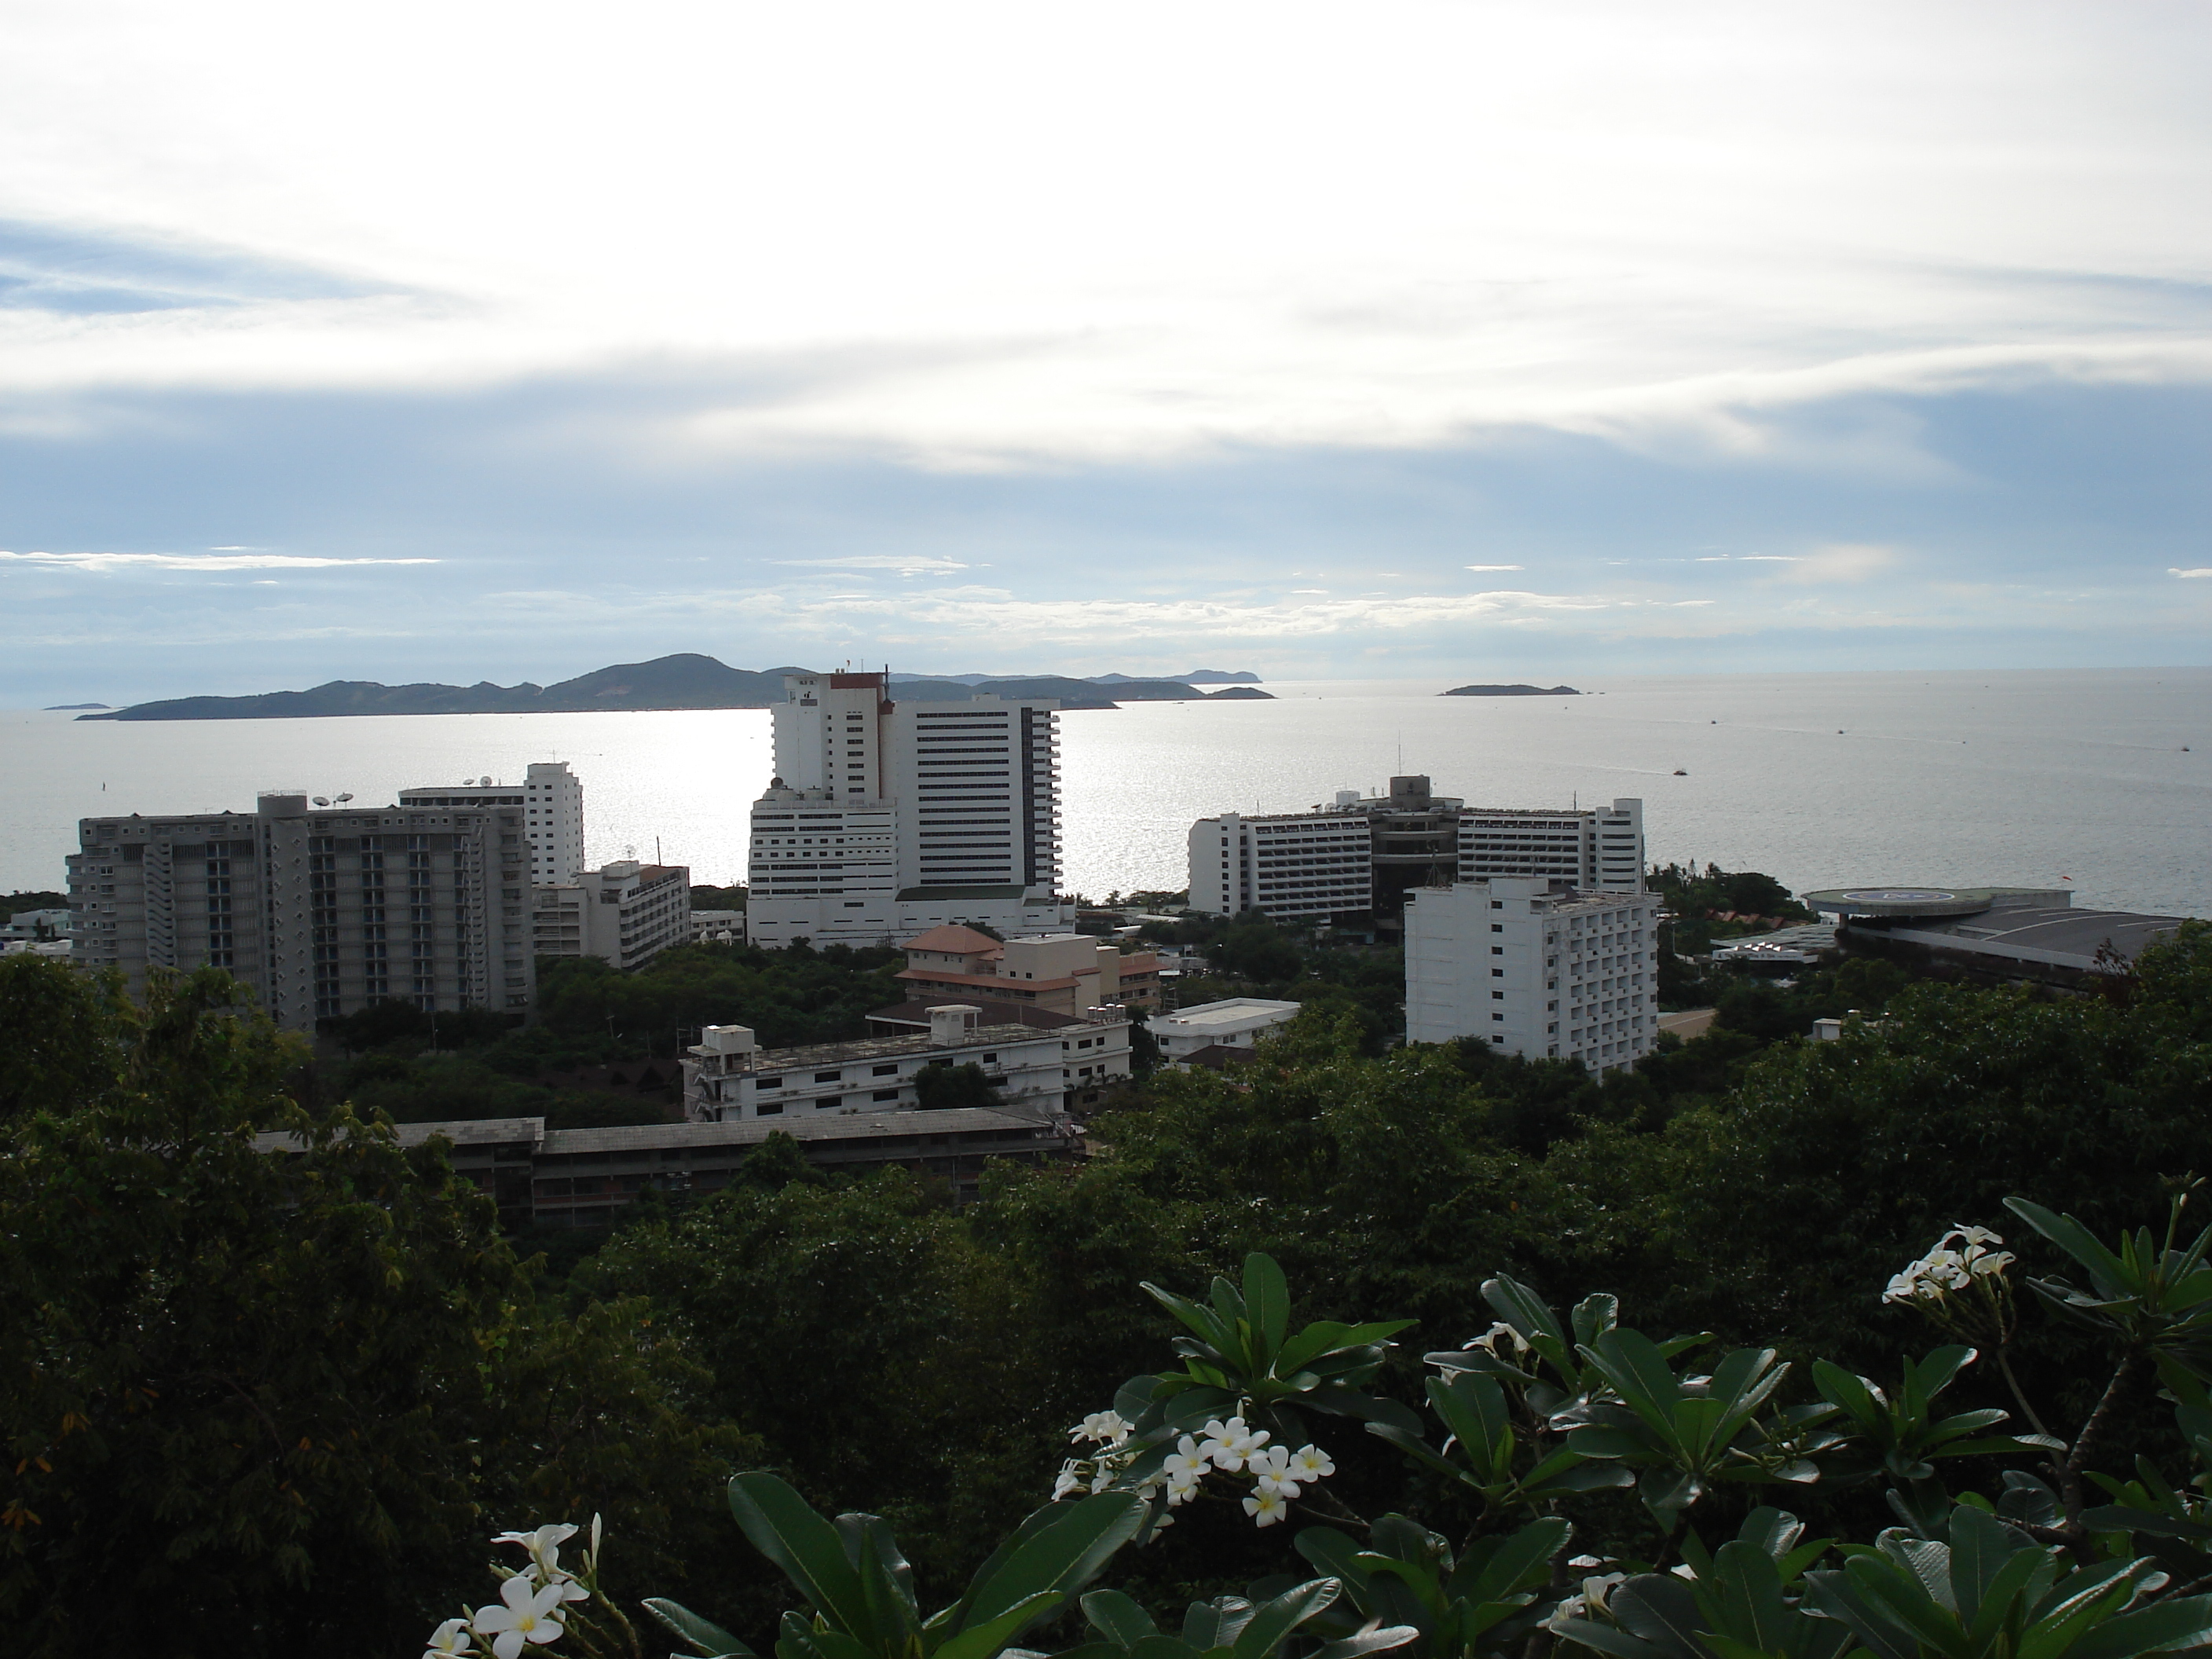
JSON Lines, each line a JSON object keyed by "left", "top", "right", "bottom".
{"left": 69, "top": 790, "right": 535, "bottom": 1032}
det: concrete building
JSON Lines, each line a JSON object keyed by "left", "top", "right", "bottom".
{"left": 691, "top": 910, "right": 745, "bottom": 946}
{"left": 1149, "top": 997, "right": 1303, "bottom": 1067}
{"left": 894, "top": 924, "right": 1163, "bottom": 1013}
{"left": 1457, "top": 800, "right": 1645, "bottom": 893}
{"left": 400, "top": 760, "right": 584, "bottom": 886}
{"left": 680, "top": 1002, "right": 1131, "bottom": 1122}
{"left": 69, "top": 791, "right": 534, "bottom": 1031}
{"left": 532, "top": 861, "right": 691, "bottom": 969}
{"left": 1188, "top": 779, "right": 1646, "bottom": 921}
{"left": 256, "top": 1108, "right": 1082, "bottom": 1225}
{"left": 1404, "top": 877, "right": 1662, "bottom": 1074}
{"left": 1804, "top": 886, "right": 2188, "bottom": 990}
{"left": 746, "top": 672, "right": 1072, "bottom": 947}
{"left": 0, "top": 908, "right": 72, "bottom": 943}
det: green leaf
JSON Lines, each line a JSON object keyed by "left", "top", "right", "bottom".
{"left": 1458, "top": 1516, "right": 1572, "bottom": 1605}
{"left": 645, "top": 1598, "right": 759, "bottom": 1659}
{"left": 2005, "top": 1199, "right": 2134, "bottom": 1295}
{"left": 1245, "top": 1254, "right": 1291, "bottom": 1362}
{"left": 2067, "top": 1594, "right": 2212, "bottom": 1659}
{"left": 935, "top": 1593, "right": 1066, "bottom": 1659}
{"left": 1309, "top": 1628, "right": 1420, "bottom": 1659}
{"left": 1231, "top": 1577, "right": 1339, "bottom": 1659}
{"left": 961, "top": 1492, "right": 1146, "bottom": 1633}
{"left": 1610, "top": 1575, "right": 1712, "bottom": 1659}
{"left": 1550, "top": 1618, "right": 1662, "bottom": 1659}
{"left": 1144, "top": 1284, "right": 1236, "bottom": 1356}
{"left": 728, "top": 1473, "right": 874, "bottom": 1637}
{"left": 1946, "top": 1503, "right": 2014, "bottom": 1626}
{"left": 1085, "top": 1590, "right": 1164, "bottom": 1650}
{"left": 1295, "top": 1527, "right": 1378, "bottom": 1593}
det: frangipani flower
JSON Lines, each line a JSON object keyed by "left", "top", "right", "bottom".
{"left": 1284, "top": 1444, "right": 1335, "bottom": 1482}
{"left": 493, "top": 1523, "right": 586, "bottom": 1591}
{"left": 1464, "top": 1320, "right": 1531, "bottom": 1361}
{"left": 1243, "top": 1488, "right": 1290, "bottom": 1527}
{"left": 474, "top": 1575, "right": 569, "bottom": 1659}
{"left": 1199, "top": 1416, "right": 1269, "bottom": 1471}
{"left": 426, "top": 1617, "right": 475, "bottom": 1657}
{"left": 1069, "top": 1410, "right": 1131, "bottom": 1445}
{"left": 1251, "top": 1445, "right": 1302, "bottom": 1499}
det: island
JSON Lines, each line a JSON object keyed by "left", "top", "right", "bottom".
{"left": 1441, "top": 683, "right": 1581, "bottom": 698}
{"left": 43, "top": 702, "right": 110, "bottom": 711}
{"left": 75, "top": 654, "right": 1226, "bottom": 721}
{"left": 1206, "top": 687, "right": 1275, "bottom": 700}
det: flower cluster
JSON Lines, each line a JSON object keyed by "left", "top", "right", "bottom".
{"left": 1463, "top": 1321, "right": 1533, "bottom": 1363}
{"left": 1883, "top": 1225, "right": 2015, "bottom": 1306}
{"left": 1053, "top": 1411, "right": 1335, "bottom": 1529}
{"left": 427, "top": 1518, "right": 603, "bottom": 1659}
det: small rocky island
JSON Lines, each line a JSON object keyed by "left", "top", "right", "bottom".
{"left": 1441, "top": 683, "right": 1580, "bottom": 698}
{"left": 1206, "top": 686, "right": 1275, "bottom": 700}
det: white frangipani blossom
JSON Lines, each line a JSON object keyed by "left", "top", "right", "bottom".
{"left": 426, "top": 1617, "right": 476, "bottom": 1657}
{"left": 1883, "top": 1225, "right": 2013, "bottom": 1306}
{"left": 1464, "top": 1321, "right": 1532, "bottom": 1361}
{"left": 1285, "top": 1444, "right": 1335, "bottom": 1483}
{"left": 1251, "top": 1445, "right": 1302, "bottom": 1499}
{"left": 1243, "top": 1488, "right": 1291, "bottom": 1528}
{"left": 474, "top": 1576, "right": 569, "bottom": 1659}
{"left": 1070, "top": 1410, "right": 1132, "bottom": 1445}
{"left": 1199, "top": 1416, "right": 1269, "bottom": 1471}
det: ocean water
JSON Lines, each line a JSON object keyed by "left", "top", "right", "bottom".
{"left": 2, "top": 668, "right": 2206, "bottom": 917}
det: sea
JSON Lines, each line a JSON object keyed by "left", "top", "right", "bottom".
{"left": 3, "top": 668, "right": 2207, "bottom": 919}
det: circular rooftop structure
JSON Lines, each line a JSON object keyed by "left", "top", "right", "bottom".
{"left": 1804, "top": 888, "right": 2000, "bottom": 920}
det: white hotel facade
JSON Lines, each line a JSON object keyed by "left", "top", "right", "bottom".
{"left": 746, "top": 672, "right": 1072, "bottom": 947}
{"left": 1404, "top": 877, "right": 1661, "bottom": 1073}
{"left": 1188, "top": 790, "right": 1645, "bottom": 921}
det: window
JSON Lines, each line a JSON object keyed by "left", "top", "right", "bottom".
{"left": 756, "top": 1101, "right": 782, "bottom": 1115}
{"left": 813, "top": 1069, "right": 841, "bottom": 1083}
{"left": 815, "top": 1097, "right": 842, "bottom": 1110}
{"left": 754, "top": 1076, "right": 782, "bottom": 1090}
{"left": 1490, "top": 924, "right": 1503, "bottom": 933}
{"left": 872, "top": 1063, "right": 898, "bottom": 1076}
{"left": 872, "top": 1088, "right": 900, "bottom": 1102}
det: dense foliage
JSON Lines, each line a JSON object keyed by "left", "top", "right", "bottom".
{"left": 2, "top": 922, "right": 2208, "bottom": 1658}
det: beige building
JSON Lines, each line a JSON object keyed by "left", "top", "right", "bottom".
{"left": 532, "top": 861, "right": 690, "bottom": 970}
{"left": 400, "top": 760, "right": 585, "bottom": 887}
{"left": 70, "top": 790, "right": 533, "bottom": 1031}
{"left": 895, "top": 925, "right": 1162, "bottom": 1013}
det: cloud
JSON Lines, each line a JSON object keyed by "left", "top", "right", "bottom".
{"left": 0, "top": 550, "right": 438, "bottom": 571}
{"left": 1464, "top": 564, "right": 1525, "bottom": 572}
{"left": 770, "top": 555, "right": 969, "bottom": 576}
{"left": 2173, "top": 567, "right": 2212, "bottom": 579}
{"left": 1774, "top": 544, "right": 1903, "bottom": 584}
{"left": 1696, "top": 554, "right": 1799, "bottom": 562}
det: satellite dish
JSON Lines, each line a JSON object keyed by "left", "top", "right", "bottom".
{"left": 313, "top": 797, "right": 330, "bottom": 806}
{"left": 335, "top": 793, "right": 353, "bottom": 804}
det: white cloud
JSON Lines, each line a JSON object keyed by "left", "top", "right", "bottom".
{"left": 770, "top": 555, "right": 970, "bottom": 576}
{"left": 0, "top": 550, "right": 438, "bottom": 571}
{"left": 2172, "top": 566, "right": 2212, "bottom": 578}
{"left": 1775, "top": 544, "right": 1902, "bottom": 584}
{"left": 0, "top": 2, "right": 2208, "bottom": 463}
{"left": 1464, "top": 564, "right": 1525, "bottom": 572}
{"left": 1697, "top": 554, "right": 1799, "bottom": 562}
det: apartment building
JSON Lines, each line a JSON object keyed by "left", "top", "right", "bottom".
{"left": 69, "top": 790, "right": 534, "bottom": 1032}
{"left": 1404, "top": 877, "right": 1661, "bottom": 1074}
{"left": 532, "top": 860, "right": 691, "bottom": 969}
{"left": 1457, "top": 799, "right": 1644, "bottom": 892}
{"left": 680, "top": 1002, "right": 1131, "bottom": 1122}
{"left": 1149, "top": 997, "right": 1303, "bottom": 1067}
{"left": 399, "top": 760, "right": 584, "bottom": 885}
{"left": 746, "top": 672, "right": 1071, "bottom": 946}
{"left": 1188, "top": 778, "right": 1646, "bottom": 921}
{"left": 895, "top": 924, "right": 1163, "bottom": 1013}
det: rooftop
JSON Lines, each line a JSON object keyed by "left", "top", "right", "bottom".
{"left": 903, "top": 924, "right": 1005, "bottom": 954}
{"left": 255, "top": 1107, "right": 1064, "bottom": 1160}
{"left": 1155, "top": 998, "right": 1303, "bottom": 1030}
{"left": 698, "top": 1022, "right": 1079, "bottom": 1071}
{"left": 869, "top": 997, "right": 1089, "bottom": 1032}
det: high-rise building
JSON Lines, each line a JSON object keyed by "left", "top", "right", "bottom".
{"left": 399, "top": 760, "right": 584, "bottom": 884}
{"left": 532, "top": 860, "right": 692, "bottom": 969}
{"left": 69, "top": 791, "right": 534, "bottom": 1032}
{"left": 746, "top": 672, "right": 1071, "bottom": 947}
{"left": 1404, "top": 877, "right": 1661, "bottom": 1074}
{"left": 1187, "top": 780, "right": 1645, "bottom": 920}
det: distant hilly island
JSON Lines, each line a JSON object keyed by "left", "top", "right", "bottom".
{"left": 75, "top": 655, "right": 1268, "bottom": 721}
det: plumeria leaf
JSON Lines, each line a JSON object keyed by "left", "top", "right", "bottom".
{"left": 727, "top": 1473, "right": 874, "bottom": 1638}
{"left": 1084, "top": 1590, "right": 1163, "bottom": 1648}
{"left": 936, "top": 1593, "right": 1067, "bottom": 1659}
{"left": 644, "top": 1597, "right": 758, "bottom": 1659}
{"left": 1245, "top": 1254, "right": 1291, "bottom": 1364}
{"left": 1230, "top": 1577, "right": 1339, "bottom": 1659}
{"left": 1309, "top": 1628, "right": 1421, "bottom": 1659}
{"left": 960, "top": 1491, "right": 1146, "bottom": 1633}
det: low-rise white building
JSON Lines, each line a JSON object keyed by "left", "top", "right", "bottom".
{"left": 692, "top": 909, "right": 746, "bottom": 946}
{"left": 681, "top": 1003, "right": 1131, "bottom": 1122}
{"left": 1404, "top": 877, "right": 1661, "bottom": 1074}
{"left": 533, "top": 861, "right": 690, "bottom": 970}
{"left": 1148, "top": 997, "right": 1303, "bottom": 1066}
{"left": 0, "top": 908, "right": 72, "bottom": 943}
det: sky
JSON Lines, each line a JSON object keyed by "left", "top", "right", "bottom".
{"left": 2, "top": 0, "right": 2209, "bottom": 704}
